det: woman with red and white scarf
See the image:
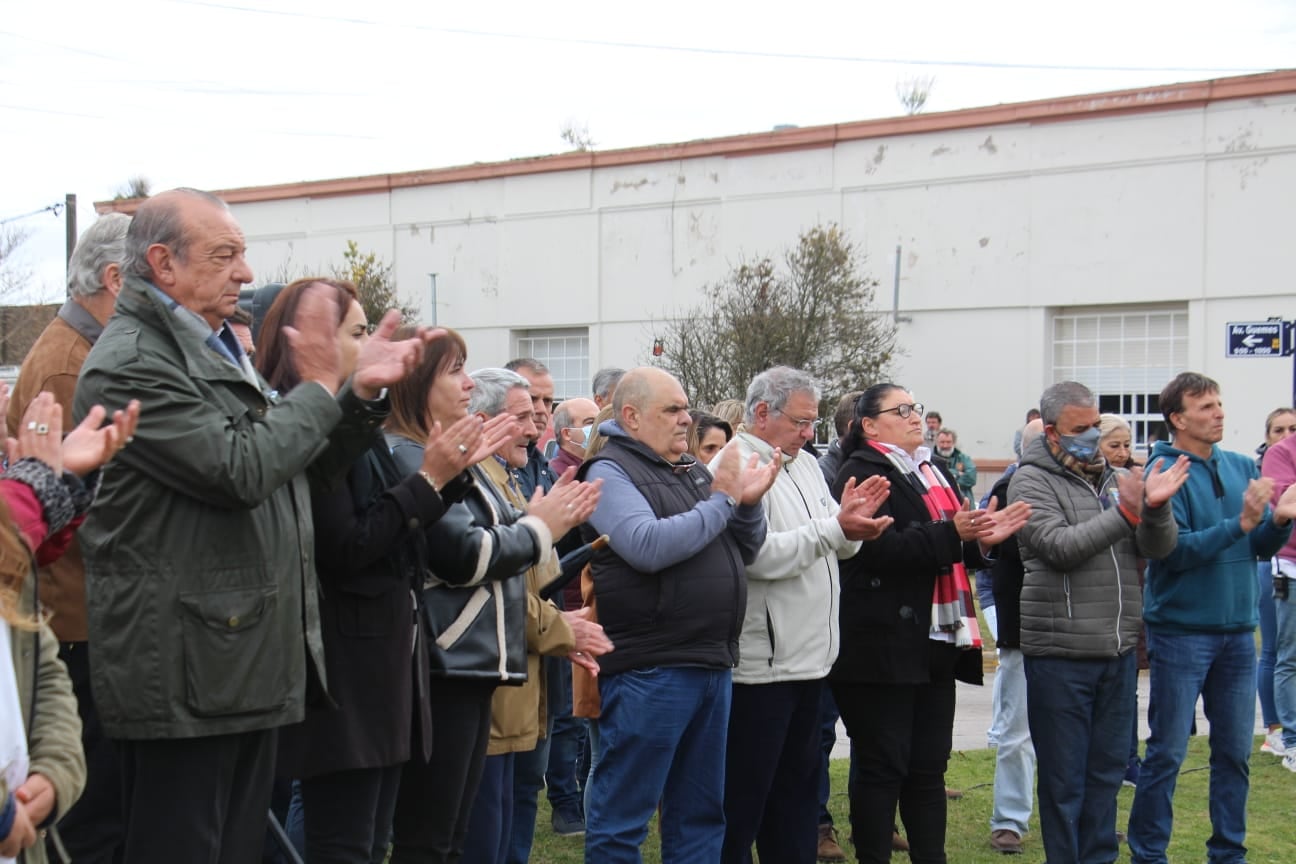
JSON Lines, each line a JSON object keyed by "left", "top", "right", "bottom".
{"left": 828, "top": 384, "right": 1029, "bottom": 864}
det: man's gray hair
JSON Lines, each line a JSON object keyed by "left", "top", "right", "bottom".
{"left": 592, "top": 367, "right": 625, "bottom": 400}
{"left": 744, "top": 366, "right": 821, "bottom": 425}
{"left": 68, "top": 213, "right": 131, "bottom": 298}
{"left": 469, "top": 367, "right": 530, "bottom": 417}
{"left": 1039, "top": 381, "right": 1096, "bottom": 427}
{"left": 123, "top": 188, "right": 227, "bottom": 281}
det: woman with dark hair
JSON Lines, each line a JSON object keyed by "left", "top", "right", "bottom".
{"left": 687, "top": 411, "right": 733, "bottom": 463}
{"left": 829, "top": 383, "right": 1028, "bottom": 864}
{"left": 259, "top": 280, "right": 504, "bottom": 864}
{"left": 383, "top": 331, "right": 599, "bottom": 864}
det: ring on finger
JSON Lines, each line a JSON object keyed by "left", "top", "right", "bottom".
{"left": 26, "top": 421, "right": 36, "bottom": 431}
{"left": 35, "top": 423, "right": 49, "bottom": 435}
{"left": 457, "top": 443, "right": 468, "bottom": 454}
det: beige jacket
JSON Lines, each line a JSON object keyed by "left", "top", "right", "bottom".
{"left": 478, "top": 459, "right": 575, "bottom": 755}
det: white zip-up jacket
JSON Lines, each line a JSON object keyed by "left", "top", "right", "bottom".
{"left": 719, "top": 432, "right": 862, "bottom": 684}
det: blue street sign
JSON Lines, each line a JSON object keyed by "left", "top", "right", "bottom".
{"left": 1226, "top": 320, "right": 1293, "bottom": 357}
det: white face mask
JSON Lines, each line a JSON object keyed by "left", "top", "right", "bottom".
{"left": 566, "top": 424, "right": 593, "bottom": 447}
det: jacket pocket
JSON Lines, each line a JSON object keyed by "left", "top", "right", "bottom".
{"left": 179, "top": 587, "right": 286, "bottom": 717}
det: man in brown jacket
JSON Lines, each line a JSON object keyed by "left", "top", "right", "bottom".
{"left": 5, "top": 213, "right": 130, "bottom": 864}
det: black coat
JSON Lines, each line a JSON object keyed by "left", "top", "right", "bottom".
{"left": 279, "top": 437, "right": 447, "bottom": 778}
{"left": 986, "top": 472, "right": 1024, "bottom": 649}
{"left": 829, "top": 442, "right": 984, "bottom": 687}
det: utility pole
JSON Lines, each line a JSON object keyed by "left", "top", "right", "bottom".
{"left": 65, "top": 193, "right": 77, "bottom": 293}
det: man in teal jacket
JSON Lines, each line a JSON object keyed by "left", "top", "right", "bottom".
{"left": 1128, "top": 372, "right": 1296, "bottom": 864}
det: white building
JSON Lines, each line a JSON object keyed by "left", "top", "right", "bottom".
{"left": 99, "top": 70, "right": 1296, "bottom": 460}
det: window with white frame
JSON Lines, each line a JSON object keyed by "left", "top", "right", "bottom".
{"left": 513, "top": 328, "right": 590, "bottom": 401}
{"left": 1051, "top": 308, "right": 1188, "bottom": 453}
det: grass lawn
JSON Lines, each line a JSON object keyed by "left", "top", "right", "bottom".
{"left": 529, "top": 734, "right": 1292, "bottom": 863}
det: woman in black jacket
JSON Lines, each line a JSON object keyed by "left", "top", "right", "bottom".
{"left": 259, "top": 280, "right": 499, "bottom": 864}
{"left": 829, "top": 384, "right": 1027, "bottom": 864}
{"left": 382, "top": 329, "right": 597, "bottom": 864}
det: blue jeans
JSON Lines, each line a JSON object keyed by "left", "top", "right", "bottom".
{"left": 1025, "top": 651, "right": 1134, "bottom": 864}
{"left": 1257, "top": 560, "right": 1278, "bottom": 728}
{"left": 585, "top": 667, "right": 732, "bottom": 864}
{"left": 1128, "top": 629, "right": 1255, "bottom": 864}
{"left": 583, "top": 719, "right": 602, "bottom": 823}
{"left": 462, "top": 753, "right": 515, "bottom": 864}
{"left": 990, "top": 648, "right": 1034, "bottom": 837}
{"left": 1274, "top": 559, "right": 1296, "bottom": 750}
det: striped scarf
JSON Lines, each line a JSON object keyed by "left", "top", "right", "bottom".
{"left": 869, "top": 441, "right": 982, "bottom": 649}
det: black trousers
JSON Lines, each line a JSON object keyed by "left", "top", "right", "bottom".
{"left": 118, "top": 727, "right": 277, "bottom": 864}
{"left": 832, "top": 656, "right": 957, "bottom": 864}
{"left": 301, "top": 763, "right": 403, "bottom": 864}
{"left": 47, "top": 641, "right": 124, "bottom": 864}
{"left": 721, "top": 679, "right": 823, "bottom": 864}
{"left": 390, "top": 678, "right": 496, "bottom": 864}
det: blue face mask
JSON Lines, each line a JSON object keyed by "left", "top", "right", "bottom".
{"left": 1058, "top": 426, "right": 1102, "bottom": 462}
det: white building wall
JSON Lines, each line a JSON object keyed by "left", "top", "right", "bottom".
{"left": 229, "top": 92, "right": 1296, "bottom": 458}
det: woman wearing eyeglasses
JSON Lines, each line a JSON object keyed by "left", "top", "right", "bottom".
{"left": 828, "top": 384, "right": 1029, "bottom": 864}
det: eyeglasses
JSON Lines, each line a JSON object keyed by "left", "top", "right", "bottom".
{"left": 873, "top": 402, "right": 924, "bottom": 419}
{"left": 772, "top": 409, "right": 822, "bottom": 433}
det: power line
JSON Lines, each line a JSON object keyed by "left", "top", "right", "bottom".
{"left": 170, "top": 0, "right": 1270, "bottom": 75}
{"left": 0, "top": 202, "right": 64, "bottom": 226}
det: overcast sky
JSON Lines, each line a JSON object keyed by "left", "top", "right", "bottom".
{"left": 3, "top": 0, "right": 1292, "bottom": 302}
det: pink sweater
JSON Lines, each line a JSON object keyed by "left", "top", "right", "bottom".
{"left": 1261, "top": 433, "right": 1296, "bottom": 563}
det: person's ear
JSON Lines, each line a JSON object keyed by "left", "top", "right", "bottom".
{"left": 102, "top": 262, "right": 124, "bottom": 296}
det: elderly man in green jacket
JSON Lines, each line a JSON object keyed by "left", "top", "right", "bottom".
{"left": 74, "top": 188, "right": 433, "bottom": 864}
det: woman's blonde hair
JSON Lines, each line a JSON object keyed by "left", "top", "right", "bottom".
{"left": 583, "top": 405, "right": 616, "bottom": 459}
{"left": 1098, "top": 413, "right": 1131, "bottom": 442}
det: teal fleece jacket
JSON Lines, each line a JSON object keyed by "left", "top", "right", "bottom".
{"left": 1145, "top": 440, "right": 1292, "bottom": 634}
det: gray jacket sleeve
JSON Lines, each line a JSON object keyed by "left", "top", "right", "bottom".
{"left": 1133, "top": 500, "right": 1178, "bottom": 560}
{"left": 1010, "top": 465, "right": 1136, "bottom": 572}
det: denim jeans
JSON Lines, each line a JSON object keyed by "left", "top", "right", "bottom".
{"left": 462, "top": 753, "right": 516, "bottom": 864}
{"left": 1025, "top": 651, "right": 1134, "bottom": 864}
{"left": 585, "top": 667, "right": 732, "bottom": 864}
{"left": 990, "top": 648, "right": 1035, "bottom": 838}
{"left": 1257, "top": 560, "right": 1278, "bottom": 728}
{"left": 583, "top": 719, "right": 602, "bottom": 823}
{"left": 1273, "top": 558, "right": 1296, "bottom": 750}
{"left": 1128, "top": 629, "right": 1255, "bottom": 864}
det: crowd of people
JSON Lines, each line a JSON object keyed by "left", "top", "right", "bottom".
{"left": 2, "top": 186, "right": 1294, "bottom": 864}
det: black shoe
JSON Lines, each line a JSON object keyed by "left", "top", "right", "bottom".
{"left": 552, "top": 807, "right": 586, "bottom": 837}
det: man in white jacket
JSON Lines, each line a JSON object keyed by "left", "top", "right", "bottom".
{"left": 717, "top": 366, "right": 892, "bottom": 864}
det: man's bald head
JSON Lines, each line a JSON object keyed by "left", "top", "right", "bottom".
{"left": 1021, "top": 418, "right": 1045, "bottom": 453}
{"left": 614, "top": 367, "right": 692, "bottom": 461}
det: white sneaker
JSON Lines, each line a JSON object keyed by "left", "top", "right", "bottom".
{"left": 1261, "top": 728, "right": 1287, "bottom": 757}
{"left": 1282, "top": 751, "right": 1296, "bottom": 773}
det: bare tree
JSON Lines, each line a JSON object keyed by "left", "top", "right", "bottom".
{"left": 655, "top": 224, "right": 899, "bottom": 412}
{"left": 560, "top": 119, "right": 596, "bottom": 151}
{"left": 1, "top": 226, "right": 32, "bottom": 298}
{"left": 896, "top": 76, "right": 935, "bottom": 115}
